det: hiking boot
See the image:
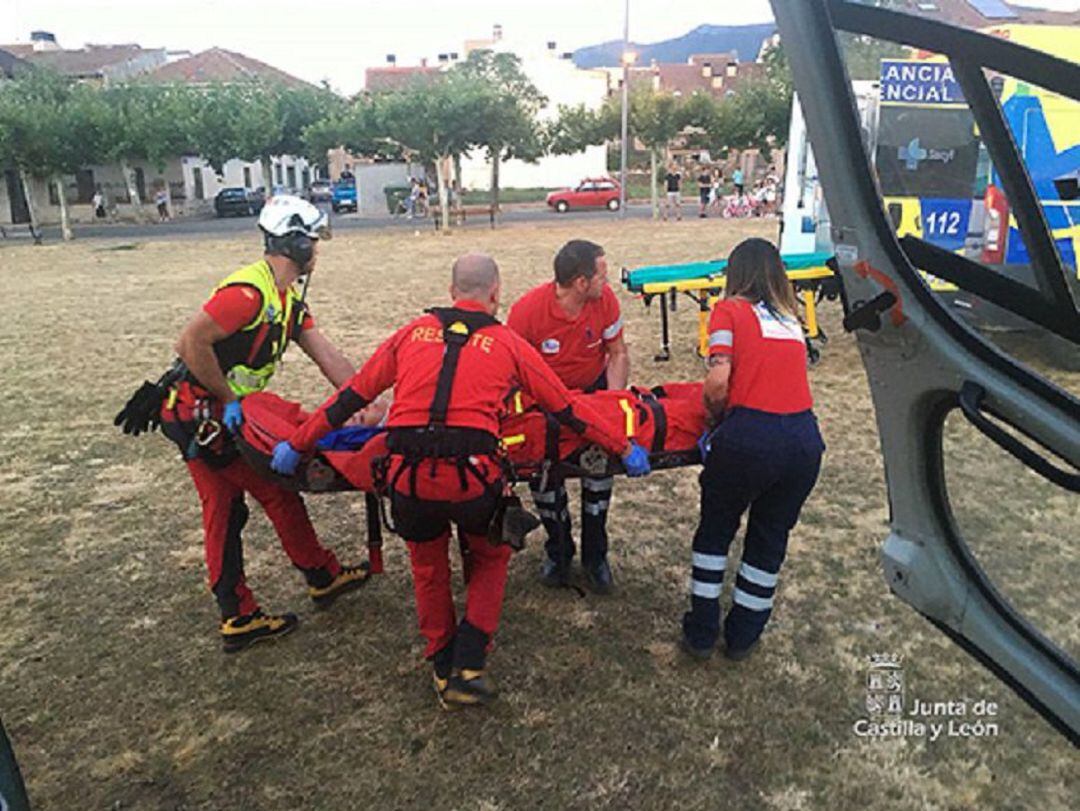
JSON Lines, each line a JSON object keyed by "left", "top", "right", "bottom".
{"left": 724, "top": 639, "right": 760, "bottom": 662}
{"left": 220, "top": 610, "right": 298, "bottom": 653}
{"left": 442, "top": 669, "right": 498, "bottom": 708}
{"left": 582, "top": 559, "right": 615, "bottom": 595}
{"left": 539, "top": 557, "right": 570, "bottom": 588}
{"left": 680, "top": 633, "right": 715, "bottom": 662}
{"left": 433, "top": 669, "right": 456, "bottom": 711}
{"left": 309, "top": 562, "right": 371, "bottom": 609}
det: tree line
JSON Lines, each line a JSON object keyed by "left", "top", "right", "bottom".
{"left": 0, "top": 49, "right": 794, "bottom": 238}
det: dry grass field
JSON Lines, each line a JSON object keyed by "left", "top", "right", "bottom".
{"left": 1, "top": 217, "right": 1076, "bottom": 810}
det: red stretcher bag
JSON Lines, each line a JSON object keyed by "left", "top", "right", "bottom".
{"left": 500, "top": 382, "right": 707, "bottom": 480}
{"left": 236, "top": 383, "right": 707, "bottom": 494}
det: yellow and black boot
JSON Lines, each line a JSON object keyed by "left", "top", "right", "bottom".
{"left": 431, "top": 644, "right": 456, "bottom": 711}
{"left": 308, "top": 562, "right": 371, "bottom": 609}
{"left": 441, "top": 620, "right": 498, "bottom": 708}
{"left": 442, "top": 669, "right": 498, "bottom": 708}
{"left": 220, "top": 610, "right": 298, "bottom": 653}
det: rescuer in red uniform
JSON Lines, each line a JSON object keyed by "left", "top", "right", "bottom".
{"left": 162, "top": 196, "right": 371, "bottom": 653}
{"left": 270, "top": 253, "right": 652, "bottom": 709}
{"left": 682, "top": 238, "right": 825, "bottom": 661}
{"left": 508, "top": 240, "right": 630, "bottom": 593}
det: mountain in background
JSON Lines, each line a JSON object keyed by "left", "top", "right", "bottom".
{"left": 572, "top": 23, "right": 777, "bottom": 68}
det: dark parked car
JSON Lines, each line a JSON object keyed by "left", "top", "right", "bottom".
{"left": 214, "top": 187, "right": 264, "bottom": 217}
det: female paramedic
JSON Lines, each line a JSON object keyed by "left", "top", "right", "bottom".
{"left": 681, "top": 238, "right": 825, "bottom": 661}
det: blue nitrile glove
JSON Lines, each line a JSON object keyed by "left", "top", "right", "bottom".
{"left": 222, "top": 399, "right": 244, "bottom": 434}
{"left": 697, "top": 428, "right": 713, "bottom": 461}
{"left": 623, "top": 442, "right": 651, "bottom": 477}
{"left": 270, "top": 441, "right": 302, "bottom": 476}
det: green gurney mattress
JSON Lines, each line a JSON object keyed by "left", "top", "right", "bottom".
{"left": 623, "top": 251, "right": 834, "bottom": 292}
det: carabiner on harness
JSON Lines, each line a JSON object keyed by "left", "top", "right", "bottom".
{"left": 195, "top": 418, "right": 223, "bottom": 447}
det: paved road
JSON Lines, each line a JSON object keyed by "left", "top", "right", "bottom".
{"left": 11, "top": 202, "right": 665, "bottom": 243}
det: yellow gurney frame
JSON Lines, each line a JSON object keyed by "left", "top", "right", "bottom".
{"left": 633, "top": 265, "right": 839, "bottom": 362}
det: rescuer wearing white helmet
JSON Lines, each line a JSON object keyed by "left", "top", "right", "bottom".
{"left": 159, "top": 194, "right": 371, "bottom": 652}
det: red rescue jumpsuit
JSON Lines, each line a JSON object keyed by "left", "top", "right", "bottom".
{"left": 287, "top": 300, "right": 630, "bottom": 670}
{"left": 161, "top": 282, "right": 343, "bottom": 619}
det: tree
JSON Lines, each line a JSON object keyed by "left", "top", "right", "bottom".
{"left": 301, "top": 95, "right": 398, "bottom": 165}
{"left": 838, "top": 0, "right": 909, "bottom": 79}
{"left": 257, "top": 83, "right": 344, "bottom": 190}
{"left": 372, "top": 73, "right": 498, "bottom": 231}
{"left": 0, "top": 70, "right": 56, "bottom": 242}
{"left": 101, "top": 82, "right": 199, "bottom": 220}
{"left": 185, "top": 81, "right": 279, "bottom": 178}
{"left": 0, "top": 69, "right": 107, "bottom": 242}
{"left": 554, "top": 88, "right": 690, "bottom": 218}
{"left": 546, "top": 102, "right": 618, "bottom": 156}
{"left": 625, "top": 88, "right": 689, "bottom": 218}
{"left": 50, "top": 83, "right": 110, "bottom": 239}
{"left": 452, "top": 51, "right": 547, "bottom": 216}
{"left": 728, "top": 80, "right": 793, "bottom": 160}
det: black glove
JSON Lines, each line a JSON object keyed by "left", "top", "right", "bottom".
{"left": 114, "top": 380, "right": 166, "bottom": 436}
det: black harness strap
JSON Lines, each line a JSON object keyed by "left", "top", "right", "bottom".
{"left": 425, "top": 307, "right": 499, "bottom": 427}
{"left": 638, "top": 392, "right": 668, "bottom": 454}
{"left": 385, "top": 307, "right": 502, "bottom": 502}
{"left": 543, "top": 411, "right": 561, "bottom": 463}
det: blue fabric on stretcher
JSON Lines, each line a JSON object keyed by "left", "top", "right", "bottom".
{"left": 623, "top": 251, "right": 834, "bottom": 292}
{"left": 316, "top": 425, "right": 385, "bottom": 451}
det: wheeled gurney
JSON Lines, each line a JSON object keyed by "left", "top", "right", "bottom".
{"left": 620, "top": 251, "right": 839, "bottom": 362}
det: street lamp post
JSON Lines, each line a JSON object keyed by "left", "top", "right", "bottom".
{"left": 619, "top": 0, "right": 631, "bottom": 218}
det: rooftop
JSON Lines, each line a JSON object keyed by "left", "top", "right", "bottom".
{"left": 364, "top": 65, "right": 443, "bottom": 92}
{"left": 145, "top": 47, "right": 313, "bottom": 88}
{"left": 0, "top": 43, "right": 156, "bottom": 78}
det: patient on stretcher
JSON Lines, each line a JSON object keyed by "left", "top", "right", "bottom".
{"left": 238, "top": 382, "right": 708, "bottom": 492}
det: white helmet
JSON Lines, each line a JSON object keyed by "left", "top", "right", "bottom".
{"left": 258, "top": 195, "right": 328, "bottom": 267}
{"left": 258, "top": 194, "right": 328, "bottom": 239}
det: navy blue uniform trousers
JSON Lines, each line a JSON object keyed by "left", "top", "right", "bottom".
{"left": 530, "top": 372, "right": 612, "bottom": 569}
{"left": 684, "top": 407, "right": 824, "bottom": 652}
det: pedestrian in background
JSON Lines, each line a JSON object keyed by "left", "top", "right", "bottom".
{"left": 155, "top": 186, "right": 170, "bottom": 222}
{"left": 710, "top": 168, "right": 723, "bottom": 213}
{"left": 663, "top": 164, "right": 682, "bottom": 221}
{"left": 697, "top": 166, "right": 713, "bottom": 218}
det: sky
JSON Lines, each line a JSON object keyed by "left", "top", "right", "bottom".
{"left": 1, "top": 0, "right": 1077, "bottom": 94}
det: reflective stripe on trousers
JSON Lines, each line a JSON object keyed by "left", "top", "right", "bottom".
{"left": 682, "top": 408, "right": 823, "bottom": 651}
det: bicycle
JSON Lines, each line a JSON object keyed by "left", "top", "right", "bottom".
{"left": 721, "top": 194, "right": 756, "bottom": 219}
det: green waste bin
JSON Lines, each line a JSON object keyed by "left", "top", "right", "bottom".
{"left": 384, "top": 186, "right": 411, "bottom": 215}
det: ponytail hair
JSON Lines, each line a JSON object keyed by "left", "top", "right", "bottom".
{"left": 724, "top": 238, "right": 799, "bottom": 319}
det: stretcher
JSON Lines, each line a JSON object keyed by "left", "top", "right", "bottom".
{"left": 620, "top": 251, "right": 840, "bottom": 362}
{"left": 235, "top": 386, "right": 709, "bottom": 569}
{"left": 238, "top": 385, "right": 708, "bottom": 493}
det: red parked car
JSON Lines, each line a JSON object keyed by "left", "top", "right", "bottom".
{"left": 546, "top": 178, "right": 621, "bottom": 213}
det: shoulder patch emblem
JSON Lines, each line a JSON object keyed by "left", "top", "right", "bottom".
{"left": 541, "top": 338, "right": 560, "bottom": 354}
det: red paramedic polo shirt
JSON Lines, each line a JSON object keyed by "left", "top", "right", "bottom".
{"left": 707, "top": 297, "right": 813, "bottom": 414}
{"left": 507, "top": 281, "right": 623, "bottom": 390}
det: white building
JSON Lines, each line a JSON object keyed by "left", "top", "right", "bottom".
{"left": 456, "top": 31, "right": 611, "bottom": 192}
